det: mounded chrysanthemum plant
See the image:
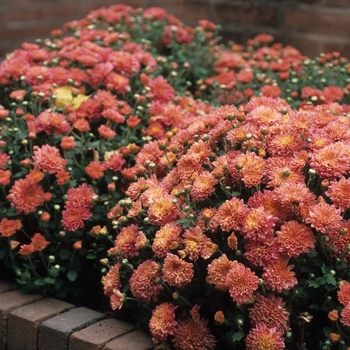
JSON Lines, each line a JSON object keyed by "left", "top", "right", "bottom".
{"left": 1, "top": 3, "right": 350, "bottom": 350}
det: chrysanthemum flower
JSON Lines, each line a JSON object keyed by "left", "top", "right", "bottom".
{"left": 210, "top": 197, "right": 248, "bottom": 232}
{"left": 129, "top": 260, "right": 163, "bottom": 303}
{"left": 338, "top": 280, "right": 350, "bottom": 306}
{"left": 244, "top": 238, "right": 280, "bottom": 267}
{"left": 326, "top": 177, "right": 350, "bottom": 211}
{"left": 206, "top": 254, "right": 237, "bottom": 291}
{"left": 0, "top": 170, "right": 11, "bottom": 185}
{"left": 172, "top": 307, "right": 216, "bottom": 350}
{"left": 32, "top": 144, "right": 67, "bottom": 174}
{"left": 0, "top": 153, "right": 10, "bottom": 170}
{"left": 31, "top": 233, "right": 50, "bottom": 251}
{"left": 66, "top": 183, "right": 94, "bottom": 209}
{"left": 56, "top": 169, "right": 71, "bottom": 185}
{"left": 60, "top": 136, "right": 76, "bottom": 150}
{"left": 103, "top": 263, "right": 122, "bottom": 297}
{"left": 18, "top": 244, "right": 35, "bottom": 256}
{"left": 249, "top": 294, "right": 290, "bottom": 333}
{"left": 341, "top": 303, "right": 350, "bottom": 327}
{"left": 147, "top": 194, "right": 180, "bottom": 226}
{"left": 61, "top": 205, "right": 92, "bottom": 231}
{"left": 86, "top": 161, "right": 104, "bottom": 179}
{"left": 108, "top": 224, "right": 146, "bottom": 258}
{"left": 190, "top": 171, "right": 218, "bottom": 201}
{"left": 109, "top": 288, "right": 125, "bottom": 310}
{"left": 7, "top": 178, "right": 45, "bottom": 214}
{"left": 226, "top": 262, "right": 259, "bottom": 305}
{"left": 245, "top": 323, "right": 285, "bottom": 350}
{"left": 147, "top": 76, "right": 175, "bottom": 103}
{"left": 149, "top": 303, "right": 178, "bottom": 341}
{"left": 305, "top": 202, "right": 342, "bottom": 234}
{"left": 276, "top": 220, "right": 315, "bottom": 257}
{"left": 310, "top": 142, "right": 350, "bottom": 179}
{"left": 267, "top": 131, "right": 305, "bottom": 157}
{"left": 162, "top": 253, "right": 194, "bottom": 288}
{"left": 263, "top": 255, "right": 297, "bottom": 292}
{"left": 152, "top": 223, "right": 182, "bottom": 258}
{"left": 35, "top": 111, "right": 70, "bottom": 135}
{"left": 0, "top": 218, "right": 21, "bottom": 237}
{"left": 103, "top": 152, "right": 125, "bottom": 172}
{"left": 98, "top": 124, "right": 117, "bottom": 139}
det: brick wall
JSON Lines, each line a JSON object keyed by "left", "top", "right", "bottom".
{"left": 1, "top": 0, "right": 350, "bottom": 59}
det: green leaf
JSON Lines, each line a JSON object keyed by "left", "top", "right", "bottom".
{"left": 67, "top": 270, "right": 78, "bottom": 282}
{"left": 34, "top": 279, "right": 46, "bottom": 286}
{"left": 59, "top": 248, "right": 70, "bottom": 260}
{"left": 86, "top": 253, "right": 96, "bottom": 260}
{"left": 232, "top": 331, "right": 245, "bottom": 343}
{"left": 0, "top": 249, "right": 6, "bottom": 259}
{"left": 44, "top": 277, "right": 55, "bottom": 284}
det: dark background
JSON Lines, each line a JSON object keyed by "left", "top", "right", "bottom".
{"left": 1, "top": 0, "right": 350, "bottom": 58}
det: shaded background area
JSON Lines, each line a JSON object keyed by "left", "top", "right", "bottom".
{"left": 0, "top": 0, "right": 350, "bottom": 58}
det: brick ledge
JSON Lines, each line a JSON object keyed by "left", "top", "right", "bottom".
{"left": 0, "top": 279, "right": 153, "bottom": 350}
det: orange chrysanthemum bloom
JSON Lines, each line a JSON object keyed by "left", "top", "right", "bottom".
{"left": 0, "top": 218, "right": 21, "bottom": 237}
{"left": 147, "top": 194, "right": 180, "bottom": 226}
{"left": 147, "top": 76, "right": 175, "bottom": 103}
{"left": 60, "top": 136, "right": 76, "bottom": 150}
{"left": 109, "top": 289, "right": 126, "bottom": 311}
{"left": 245, "top": 323, "right": 285, "bottom": 350}
{"left": 210, "top": 197, "right": 248, "bottom": 232}
{"left": 162, "top": 253, "right": 194, "bottom": 288}
{"left": 0, "top": 169, "right": 11, "bottom": 185}
{"left": 129, "top": 260, "right": 163, "bottom": 303}
{"left": 18, "top": 244, "right": 35, "bottom": 256}
{"left": 263, "top": 254, "right": 298, "bottom": 292}
{"left": 329, "top": 333, "right": 341, "bottom": 343}
{"left": 66, "top": 183, "right": 94, "bottom": 209}
{"left": 206, "top": 254, "right": 237, "bottom": 291}
{"left": 177, "top": 155, "right": 203, "bottom": 181}
{"left": 0, "top": 153, "right": 10, "bottom": 170}
{"left": 326, "top": 177, "right": 350, "bottom": 211}
{"left": 249, "top": 294, "right": 290, "bottom": 333}
{"left": 197, "top": 207, "right": 217, "bottom": 231}
{"left": 214, "top": 311, "right": 225, "bottom": 324}
{"left": 310, "top": 142, "right": 350, "bottom": 179}
{"left": 328, "top": 310, "right": 339, "bottom": 321}
{"left": 182, "top": 226, "right": 216, "bottom": 261}
{"left": 35, "top": 111, "right": 70, "bottom": 135}
{"left": 172, "top": 307, "right": 216, "bottom": 350}
{"left": 61, "top": 206, "right": 92, "bottom": 231}
{"left": 31, "top": 233, "right": 50, "bottom": 251}
{"left": 86, "top": 161, "right": 104, "bottom": 179}
{"left": 149, "top": 303, "right": 178, "bottom": 341}
{"left": 338, "top": 280, "right": 350, "bottom": 306}
{"left": 108, "top": 224, "right": 147, "bottom": 258}
{"left": 103, "top": 263, "right": 122, "bottom": 297}
{"left": 127, "top": 199, "right": 142, "bottom": 218}
{"left": 237, "top": 152, "right": 265, "bottom": 188}
{"left": 227, "top": 232, "right": 238, "bottom": 250}
{"left": 103, "top": 152, "right": 125, "bottom": 172}
{"left": 273, "top": 181, "right": 315, "bottom": 207}
{"left": 56, "top": 169, "right": 70, "bottom": 185}
{"left": 26, "top": 168, "right": 44, "bottom": 183}
{"left": 7, "top": 178, "right": 45, "bottom": 214}
{"left": 152, "top": 223, "right": 182, "bottom": 258}
{"left": 226, "top": 262, "right": 259, "bottom": 305}
{"left": 190, "top": 171, "right": 218, "bottom": 201}
{"left": 340, "top": 303, "right": 350, "bottom": 327}
{"left": 276, "top": 220, "right": 315, "bottom": 257}
{"left": 246, "top": 105, "right": 282, "bottom": 127}
{"left": 267, "top": 131, "right": 304, "bottom": 157}
{"left": 305, "top": 202, "right": 342, "bottom": 234}
{"left": 32, "top": 145, "right": 67, "bottom": 174}
{"left": 244, "top": 238, "right": 280, "bottom": 267}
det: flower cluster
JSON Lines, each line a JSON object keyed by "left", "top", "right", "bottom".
{"left": 0, "top": 3, "right": 350, "bottom": 349}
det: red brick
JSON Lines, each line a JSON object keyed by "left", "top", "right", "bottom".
{"left": 45, "top": 5, "right": 83, "bottom": 18}
{"left": 0, "top": 290, "right": 42, "bottom": 350}
{"left": 69, "top": 319, "right": 133, "bottom": 350}
{"left": 282, "top": 33, "right": 324, "bottom": 57}
{"left": 213, "top": 1, "right": 279, "bottom": 27}
{"left": 38, "top": 307, "right": 105, "bottom": 350}
{"left": 7, "top": 298, "right": 75, "bottom": 350}
{"left": 0, "top": 27, "right": 25, "bottom": 40}
{"left": 167, "top": 2, "right": 210, "bottom": 23}
{"left": 284, "top": 8, "right": 350, "bottom": 36}
{"left": 9, "top": 7, "right": 45, "bottom": 21}
{"left": 104, "top": 329, "right": 153, "bottom": 350}
{"left": 0, "top": 280, "right": 17, "bottom": 294}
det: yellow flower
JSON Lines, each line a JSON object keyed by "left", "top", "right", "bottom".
{"left": 54, "top": 86, "right": 90, "bottom": 110}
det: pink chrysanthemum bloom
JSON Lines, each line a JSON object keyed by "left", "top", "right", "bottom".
{"left": 162, "top": 253, "right": 194, "bottom": 288}
{"left": 340, "top": 303, "right": 350, "bottom": 327}
{"left": 66, "top": 183, "right": 95, "bottom": 209}
{"left": 210, "top": 197, "right": 248, "bottom": 232}
{"left": 61, "top": 206, "right": 92, "bottom": 231}
{"left": 35, "top": 111, "right": 70, "bottom": 135}
{"left": 276, "top": 220, "right": 315, "bottom": 257}
{"left": 326, "top": 177, "right": 350, "bottom": 211}
{"left": 338, "top": 280, "right": 350, "bottom": 306}
{"left": 267, "top": 131, "right": 305, "bottom": 157}
{"left": 32, "top": 144, "right": 67, "bottom": 174}
{"left": 172, "top": 307, "right": 216, "bottom": 350}
{"left": 190, "top": 171, "right": 218, "bottom": 201}
{"left": 236, "top": 152, "right": 265, "bottom": 188}
{"left": 31, "top": 233, "right": 50, "bottom": 251}
{"left": 108, "top": 224, "right": 147, "bottom": 258}
{"left": 149, "top": 303, "right": 178, "bottom": 341}
{"left": 103, "top": 152, "right": 125, "bottom": 172}
{"left": 244, "top": 238, "right": 280, "bottom": 267}
{"left": 305, "top": 202, "right": 342, "bottom": 234}
{"left": 7, "top": 178, "right": 45, "bottom": 214}
{"left": 152, "top": 223, "right": 182, "bottom": 258}
{"left": 263, "top": 255, "right": 297, "bottom": 292}
{"left": 85, "top": 161, "right": 104, "bottom": 179}
{"left": 226, "top": 262, "right": 259, "bottom": 305}
{"left": 249, "top": 294, "right": 290, "bottom": 333}
{"left": 273, "top": 181, "right": 316, "bottom": 207}
{"left": 129, "top": 260, "right": 163, "bottom": 303}
{"left": 310, "top": 142, "right": 350, "bottom": 179}
{"left": 245, "top": 323, "right": 285, "bottom": 350}
{"left": 103, "top": 263, "right": 121, "bottom": 297}
{"left": 109, "top": 288, "right": 125, "bottom": 310}
{"left": 206, "top": 254, "right": 237, "bottom": 291}
{"left": 326, "top": 224, "right": 350, "bottom": 263}
{"left": 98, "top": 124, "right": 117, "bottom": 139}
{"left": 147, "top": 76, "right": 175, "bottom": 103}
{"left": 242, "top": 206, "right": 277, "bottom": 241}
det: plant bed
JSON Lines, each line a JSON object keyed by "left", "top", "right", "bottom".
{"left": 1, "top": 3, "right": 350, "bottom": 350}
